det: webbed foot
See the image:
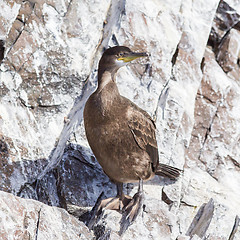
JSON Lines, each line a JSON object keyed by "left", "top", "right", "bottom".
{"left": 119, "top": 179, "right": 144, "bottom": 235}
{"left": 87, "top": 183, "right": 131, "bottom": 229}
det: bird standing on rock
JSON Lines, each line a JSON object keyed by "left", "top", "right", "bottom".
{"left": 84, "top": 46, "right": 182, "bottom": 234}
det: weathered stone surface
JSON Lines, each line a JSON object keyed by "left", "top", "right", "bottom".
{"left": 216, "top": 28, "right": 240, "bottom": 80}
{"left": 93, "top": 196, "right": 179, "bottom": 240}
{"left": 0, "top": 190, "right": 93, "bottom": 240}
{"left": 208, "top": 0, "right": 240, "bottom": 81}
{"left": 0, "top": 0, "right": 240, "bottom": 239}
{"left": 183, "top": 46, "right": 240, "bottom": 239}
{"left": 208, "top": 0, "right": 240, "bottom": 51}
{"left": 0, "top": 0, "right": 110, "bottom": 193}
{"left": 58, "top": 144, "right": 116, "bottom": 208}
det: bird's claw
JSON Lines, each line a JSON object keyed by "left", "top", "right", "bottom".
{"left": 119, "top": 191, "right": 144, "bottom": 235}
{"left": 87, "top": 193, "right": 132, "bottom": 230}
{"left": 88, "top": 180, "right": 144, "bottom": 236}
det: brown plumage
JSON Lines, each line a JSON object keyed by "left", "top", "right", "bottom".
{"left": 84, "top": 46, "right": 182, "bottom": 234}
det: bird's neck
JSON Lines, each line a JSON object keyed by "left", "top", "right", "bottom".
{"left": 97, "top": 69, "right": 118, "bottom": 93}
{"left": 95, "top": 69, "right": 121, "bottom": 117}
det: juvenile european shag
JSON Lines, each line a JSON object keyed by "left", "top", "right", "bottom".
{"left": 84, "top": 46, "right": 181, "bottom": 234}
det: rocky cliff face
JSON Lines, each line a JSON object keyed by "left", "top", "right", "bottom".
{"left": 0, "top": 0, "right": 240, "bottom": 239}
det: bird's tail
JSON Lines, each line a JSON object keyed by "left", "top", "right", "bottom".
{"left": 155, "top": 163, "right": 182, "bottom": 180}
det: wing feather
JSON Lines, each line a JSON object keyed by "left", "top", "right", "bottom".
{"left": 123, "top": 98, "right": 182, "bottom": 179}
{"left": 126, "top": 100, "right": 159, "bottom": 171}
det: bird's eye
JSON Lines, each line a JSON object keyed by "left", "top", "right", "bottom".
{"left": 119, "top": 53, "right": 124, "bottom": 57}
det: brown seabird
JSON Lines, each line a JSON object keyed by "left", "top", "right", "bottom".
{"left": 84, "top": 46, "right": 182, "bottom": 234}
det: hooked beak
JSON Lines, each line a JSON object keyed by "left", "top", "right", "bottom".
{"left": 118, "top": 52, "right": 148, "bottom": 63}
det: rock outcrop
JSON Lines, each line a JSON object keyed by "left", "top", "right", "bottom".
{"left": 0, "top": 0, "right": 240, "bottom": 239}
{"left": 0, "top": 190, "right": 93, "bottom": 239}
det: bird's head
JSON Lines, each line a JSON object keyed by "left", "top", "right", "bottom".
{"left": 98, "top": 46, "right": 148, "bottom": 75}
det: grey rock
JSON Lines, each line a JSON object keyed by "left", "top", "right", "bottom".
{"left": 0, "top": 190, "right": 93, "bottom": 240}
{"left": 0, "top": 0, "right": 240, "bottom": 239}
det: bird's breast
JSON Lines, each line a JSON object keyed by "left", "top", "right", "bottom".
{"left": 83, "top": 86, "right": 154, "bottom": 183}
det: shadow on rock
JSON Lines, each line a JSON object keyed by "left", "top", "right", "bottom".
{"left": 12, "top": 143, "right": 116, "bottom": 216}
